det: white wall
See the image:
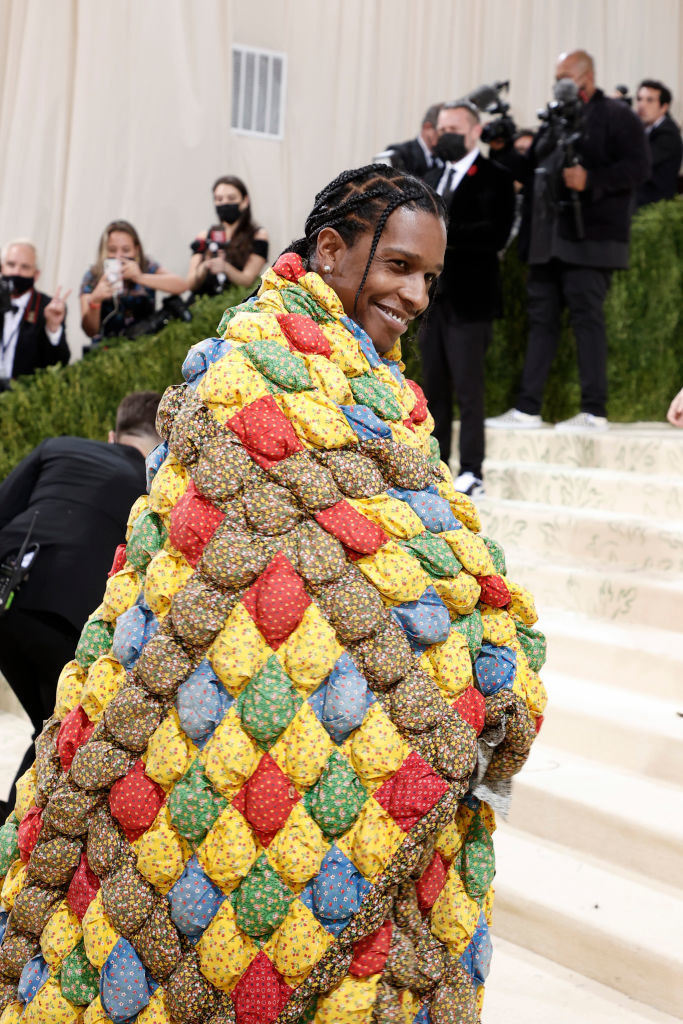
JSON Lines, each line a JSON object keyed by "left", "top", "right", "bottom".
{"left": 0, "top": 0, "right": 681, "bottom": 356}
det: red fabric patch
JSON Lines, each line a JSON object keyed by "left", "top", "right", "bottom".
{"left": 402, "top": 417, "right": 416, "bottom": 432}
{"left": 373, "top": 750, "right": 449, "bottom": 832}
{"left": 415, "top": 850, "right": 449, "bottom": 913}
{"left": 168, "top": 481, "right": 225, "bottom": 567}
{"left": 232, "top": 754, "right": 299, "bottom": 848}
{"left": 476, "top": 575, "right": 511, "bottom": 608}
{"left": 109, "top": 760, "right": 166, "bottom": 842}
{"left": 56, "top": 705, "right": 95, "bottom": 773}
{"left": 405, "top": 379, "right": 429, "bottom": 423}
{"left": 227, "top": 395, "right": 304, "bottom": 470}
{"left": 108, "top": 544, "right": 127, "bottom": 578}
{"left": 314, "top": 500, "right": 389, "bottom": 558}
{"left": 272, "top": 253, "right": 306, "bottom": 284}
{"left": 242, "top": 552, "right": 310, "bottom": 649}
{"left": 17, "top": 806, "right": 43, "bottom": 863}
{"left": 349, "top": 919, "right": 393, "bottom": 977}
{"left": 66, "top": 853, "right": 100, "bottom": 921}
{"left": 276, "top": 313, "right": 331, "bottom": 357}
{"left": 467, "top": 164, "right": 478, "bottom": 176}
{"left": 453, "top": 687, "right": 486, "bottom": 735}
{"left": 535, "top": 714, "right": 544, "bottom": 734}
{"left": 231, "top": 950, "right": 292, "bottom": 1024}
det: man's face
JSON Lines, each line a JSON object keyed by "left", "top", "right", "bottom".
{"left": 556, "top": 54, "right": 594, "bottom": 102}
{"left": 637, "top": 87, "right": 666, "bottom": 126}
{"left": 1, "top": 243, "right": 38, "bottom": 284}
{"left": 421, "top": 121, "right": 439, "bottom": 151}
{"left": 436, "top": 108, "right": 481, "bottom": 152}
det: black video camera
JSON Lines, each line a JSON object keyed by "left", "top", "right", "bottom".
{"left": 190, "top": 229, "right": 230, "bottom": 257}
{"left": 0, "top": 277, "right": 12, "bottom": 316}
{"left": 123, "top": 294, "right": 193, "bottom": 341}
{"left": 467, "top": 81, "right": 517, "bottom": 146}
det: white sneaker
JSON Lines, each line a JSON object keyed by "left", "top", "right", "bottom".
{"left": 454, "top": 472, "right": 486, "bottom": 499}
{"left": 485, "top": 408, "right": 543, "bottom": 429}
{"left": 554, "top": 412, "right": 609, "bottom": 432}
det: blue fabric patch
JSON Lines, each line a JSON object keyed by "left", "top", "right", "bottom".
{"left": 459, "top": 911, "right": 493, "bottom": 986}
{"left": 308, "top": 653, "right": 373, "bottom": 744}
{"left": 167, "top": 856, "right": 225, "bottom": 937}
{"left": 340, "top": 405, "right": 393, "bottom": 441}
{"left": 176, "top": 659, "right": 232, "bottom": 748}
{"left": 390, "top": 586, "right": 451, "bottom": 646}
{"left": 18, "top": 954, "right": 49, "bottom": 1004}
{"left": 145, "top": 441, "right": 169, "bottom": 492}
{"left": 0, "top": 911, "right": 8, "bottom": 945}
{"left": 181, "top": 336, "right": 233, "bottom": 386}
{"left": 474, "top": 643, "right": 516, "bottom": 696}
{"left": 300, "top": 846, "right": 372, "bottom": 936}
{"left": 100, "top": 938, "right": 152, "bottom": 1023}
{"left": 387, "top": 486, "right": 460, "bottom": 533}
{"left": 381, "top": 357, "right": 404, "bottom": 384}
{"left": 340, "top": 316, "right": 381, "bottom": 368}
{"left": 413, "top": 1004, "right": 431, "bottom": 1024}
{"left": 112, "top": 602, "right": 159, "bottom": 670}
{"left": 461, "top": 793, "right": 480, "bottom": 811}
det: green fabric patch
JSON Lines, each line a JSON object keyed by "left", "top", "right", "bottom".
{"left": 452, "top": 609, "right": 483, "bottom": 660}
{"left": 428, "top": 436, "right": 441, "bottom": 467}
{"left": 304, "top": 750, "right": 366, "bottom": 839}
{"left": 232, "top": 853, "right": 292, "bottom": 939}
{"left": 483, "top": 536, "right": 507, "bottom": 576}
{"left": 280, "top": 286, "right": 335, "bottom": 324}
{"left": 515, "top": 622, "right": 547, "bottom": 673}
{"left": 126, "top": 510, "right": 168, "bottom": 572}
{"left": 399, "top": 532, "right": 462, "bottom": 579}
{"left": 75, "top": 618, "right": 115, "bottom": 670}
{"left": 0, "top": 819, "right": 19, "bottom": 877}
{"left": 243, "top": 340, "right": 312, "bottom": 393}
{"left": 217, "top": 300, "right": 253, "bottom": 337}
{"left": 461, "top": 814, "right": 495, "bottom": 902}
{"left": 168, "top": 757, "right": 227, "bottom": 847}
{"left": 60, "top": 940, "right": 99, "bottom": 1005}
{"left": 349, "top": 374, "right": 402, "bottom": 422}
{"left": 237, "top": 656, "right": 302, "bottom": 749}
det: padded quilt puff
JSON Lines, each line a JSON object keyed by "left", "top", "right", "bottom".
{"left": 0, "top": 256, "right": 544, "bottom": 1024}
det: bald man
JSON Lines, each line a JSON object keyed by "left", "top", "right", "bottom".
{"left": 488, "top": 50, "right": 650, "bottom": 431}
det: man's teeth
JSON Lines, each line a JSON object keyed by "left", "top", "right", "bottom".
{"left": 379, "top": 305, "right": 407, "bottom": 325}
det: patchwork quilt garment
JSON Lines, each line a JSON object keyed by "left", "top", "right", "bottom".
{"left": 0, "top": 253, "right": 547, "bottom": 1024}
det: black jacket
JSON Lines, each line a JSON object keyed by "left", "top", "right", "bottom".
{"left": 5, "top": 289, "right": 69, "bottom": 379}
{"left": 0, "top": 437, "right": 146, "bottom": 631}
{"left": 425, "top": 155, "right": 515, "bottom": 321}
{"left": 383, "top": 138, "right": 433, "bottom": 179}
{"left": 636, "top": 113, "right": 683, "bottom": 208}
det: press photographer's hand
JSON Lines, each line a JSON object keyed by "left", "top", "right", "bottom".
{"left": 120, "top": 258, "right": 143, "bottom": 283}
{"left": 44, "top": 286, "right": 71, "bottom": 332}
{"left": 90, "top": 276, "right": 115, "bottom": 304}
{"left": 563, "top": 164, "right": 588, "bottom": 191}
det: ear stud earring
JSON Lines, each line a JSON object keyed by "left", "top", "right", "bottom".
{"left": 323, "top": 264, "right": 332, "bottom": 273}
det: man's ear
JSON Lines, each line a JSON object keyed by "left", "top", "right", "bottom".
{"left": 33, "top": 269, "right": 40, "bottom": 283}
{"left": 108, "top": 430, "right": 116, "bottom": 444}
{"left": 314, "top": 227, "right": 347, "bottom": 273}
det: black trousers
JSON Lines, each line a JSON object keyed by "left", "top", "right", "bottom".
{"left": 419, "top": 300, "right": 492, "bottom": 476}
{"left": 0, "top": 608, "right": 78, "bottom": 814}
{"left": 518, "top": 261, "right": 612, "bottom": 417}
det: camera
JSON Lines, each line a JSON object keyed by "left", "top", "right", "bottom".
{"left": 123, "top": 294, "right": 192, "bottom": 340}
{"left": 466, "top": 81, "right": 518, "bottom": 146}
{"left": 0, "top": 277, "right": 12, "bottom": 316}
{"left": 103, "top": 257, "right": 124, "bottom": 295}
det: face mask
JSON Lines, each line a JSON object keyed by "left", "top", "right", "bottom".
{"left": 216, "top": 203, "right": 241, "bottom": 224}
{"left": 433, "top": 133, "right": 468, "bottom": 162}
{"left": 2, "top": 274, "right": 34, "bottom": 296}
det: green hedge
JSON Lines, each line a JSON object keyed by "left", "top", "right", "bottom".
{"left": 402, "top": 196, "right": 683, "bottom": 423}
{"left": 0, "top": 290, "right": 247, "bottom": 480}
{"left": 1, "top": 201, "right": 681, "bottom": 480}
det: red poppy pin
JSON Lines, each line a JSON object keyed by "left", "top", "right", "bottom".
{"left": 467, "top": 164, "right": 478, "bottom": 176}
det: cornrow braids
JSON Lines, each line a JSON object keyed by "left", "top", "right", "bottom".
{"left": 280, "top": 164, "right": 447, "bottom": 316}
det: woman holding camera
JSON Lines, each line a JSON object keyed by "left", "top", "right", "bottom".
{"left": 80, "top": 220, "right": 186, "bottom": 340}
{"left": 186, "top": 174, "right": 269, "bottom": 297}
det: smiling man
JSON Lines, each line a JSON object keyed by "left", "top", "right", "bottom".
{"left": 419, "top": 102, "right": 515, "bottom": 497}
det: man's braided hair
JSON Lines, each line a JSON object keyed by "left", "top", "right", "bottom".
{"left": 285, "top": 164, "right": 447, "bottom": 315}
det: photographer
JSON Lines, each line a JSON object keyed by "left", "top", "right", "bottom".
{"left": 0, "top": 239, "right": 70, "bottom": 385}
{"left": 419, "top": 102, "right": 515, "bottom": 498}
{"left": 80, "top": 220, "right": 186, "bottom": 341}
{"left": 487, "top": 50, "right": 650, "bottom": 431}
{"left": 186, "top": 175, "right": 269, "bottom": 298}
{"left": 635, "top": 79, "right": 683, "bottom": 208}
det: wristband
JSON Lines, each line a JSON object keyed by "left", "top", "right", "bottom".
{"left": 88, "top": 300, "right": 102, "bottom": 310}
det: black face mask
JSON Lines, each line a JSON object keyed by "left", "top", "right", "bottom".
{"left": 433, "top": 133, "right": 468, "bottom": 162}
{"left": 216, "top": 203, "right": 241, "bottom": 225}
{"left": 2, "top": 274, "right": 34, "bottom": 296}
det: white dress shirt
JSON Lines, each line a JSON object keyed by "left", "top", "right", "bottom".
{"left": 0, "top": 288, "right": 63, "bottom": 378}
{"left": 435, "top": 147, "right": 480, "bottom": 196}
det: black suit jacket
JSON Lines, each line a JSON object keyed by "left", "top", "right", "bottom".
{"left": 384, "top": 137, "right": 432, "bottom": 179}
{"left": 6, "top": 289, "right": 69, "bottom": 379}
{"left": 425, "top": 155, "right": 515, "bottom": 321}
{"left": 636, "top": 113, "right": 683, "bottom": 208}
{"left": 0, "top": 437, "right": 146, "bottom": 631}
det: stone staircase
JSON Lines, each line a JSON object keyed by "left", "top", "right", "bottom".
{"left": 468, "top": 422, "right": 683, "bottom": 1021}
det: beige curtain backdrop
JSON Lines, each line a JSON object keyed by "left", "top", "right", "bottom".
{"left": 0, "top": 0, "right": 681, "bottom": 357}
